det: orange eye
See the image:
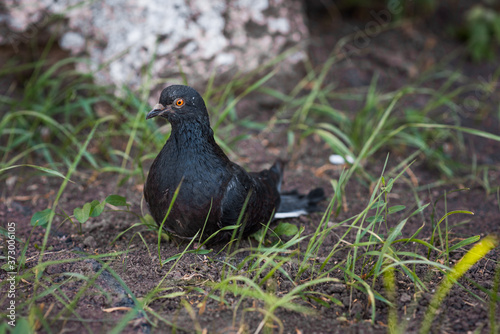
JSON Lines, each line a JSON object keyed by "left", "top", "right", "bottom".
{"left": 175, "top": 98, "right": 185, "bottom": 107}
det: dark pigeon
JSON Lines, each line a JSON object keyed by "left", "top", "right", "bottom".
{"left": 144, "top": 85, "right": 325, "bottom": 243}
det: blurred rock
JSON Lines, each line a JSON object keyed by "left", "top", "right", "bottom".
{"left": 1, "top": 0, "right": 309, "bottom": 92}
{"left": 83, "top": 235, "right": 96, "bottom": 249}
{"left": 59, "top": 31, "right": 85, "bottom": 53}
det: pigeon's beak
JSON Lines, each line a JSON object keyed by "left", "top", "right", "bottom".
{"left": 146, "top": 103, "right": 171, "bottom": 119}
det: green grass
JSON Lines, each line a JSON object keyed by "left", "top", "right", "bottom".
{"left": 1, "top": 36, "right": 500, "bottom": 334}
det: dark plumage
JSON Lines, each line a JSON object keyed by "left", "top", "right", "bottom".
{"left": 144, "top": 85, "right": 324, "bottom": 243}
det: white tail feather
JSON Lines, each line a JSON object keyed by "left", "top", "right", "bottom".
{"left": 274, "top": 210, "right": 308, "bottom": 219}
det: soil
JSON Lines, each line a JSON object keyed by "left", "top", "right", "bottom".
{"left": 2, "top": 4, "right": 500, "bottom": 334}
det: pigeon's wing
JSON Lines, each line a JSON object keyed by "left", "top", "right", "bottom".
{"left": 219, "top": 166, "right": 252, "bottom": 229}
{"left": 218, "top": 163, "right": 282, "bottom": 239}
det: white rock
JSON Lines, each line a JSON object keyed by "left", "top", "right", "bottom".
{"left": 59, "top": 31, "right": 85, "bottom": 52}
{"left": 2, "top": 0, "right": 308, "bottom": 90}
{"left": 329, "top": 154, "right": 355, "bottom": 165}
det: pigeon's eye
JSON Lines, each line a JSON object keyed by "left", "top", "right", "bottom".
{"left": 174, "top": 98, "right": 185, "bottom": 108}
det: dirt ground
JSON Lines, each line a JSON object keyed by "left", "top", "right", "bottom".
{"left": 2, "top": 5, "right": 500, "bottom": 334}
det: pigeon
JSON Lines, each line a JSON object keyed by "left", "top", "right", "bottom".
{"left": 144, "top": 85, "right": 325, "bottom": 243}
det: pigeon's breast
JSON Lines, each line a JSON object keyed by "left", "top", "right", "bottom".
{"left": 146, "top": 143, "right": 232, "bottom": 237}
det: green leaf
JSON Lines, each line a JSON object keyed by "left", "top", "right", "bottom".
{"left": 141, "top": 214, "right": 156, "bottom": 226}
{"left": 90, "top": 200, "right": 106, "bottom": 217}
{"left": 251, "top": 228, "right": 267, "bottom": 243}
{"left": 374, "top": 218, "right": 408, "bottom": 276}
{"left": 1, "top": 263, "right": 12, "bottom": 271}
{"left": 12, "top": 317, "right": 32, "bottom": 334}
{"left": 449, "top": 235, "right": 481, "bottom": 252}
{"left": 367, "top": 215, "right": 384, "bottom": 223}
{"left": 273, "top": 222, "right": 299, "bottom": 237}
{"left": 305, "top": 295, "right": 330, "bottom": 307}
{"left": 368, "top": 233, "right": 385, "bottom": 243}
{"left": 105, "top": 195, "right": 128, "bottom": 207}
{"left": 384, "top": 178, "right": 394, "bottom": 193}
{"left": 30, "top": 208, "right": 54, "bottom": 227}
{"left": 74, "top": 202, "right": 92, "bottom": 223}
{"left": 388, "top": 205, "right": 406, "bottom": 214}
{"left": 387, "top": 226, "right": 403, "bottom": 238}
{"left": 313, "top": 128, "right": 353, "bottom": 158}
{"left": 409, "top": 203, "right": 430, "bottom": 217}
{"left": 370, "top": 200, "right": 385, "bottom": 209}
{"left": 0, "top": 164, "right": 73, "bottom": 183}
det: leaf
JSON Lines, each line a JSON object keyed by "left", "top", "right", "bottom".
{"left": 313, "top": 128, "right": 353, "bottom": 158}
{"left": 409, "top": 203, "right": 430, "bottom": 217}
{"left": 368, "top": 233, "right": 384, "bottom": 243}
{"left": 273, "top": 222, "right": 299, "bottom": 237}
{"left": 384, "top": 178, "right": 394, "bottom": 193}
{"left": 305, "top": 295, "right": 330, "bottom": 307}
{"left": 90, "top": 200, "right": 106, "bottom": 217}
{"left": 387, "top": 226, "right": 403, "bottom": 238}
{"left": 141, "top": 214, "right": 156, "bottom": 226}
{"left": 374, "top": 218, "right": 408, "bottom": 276}
{"left": 74, "top": 202, "right": 92, "bottom": 223}
{"left": 105, "top": 195, "right": 128, "bottom": 207}
{"left": 367, "top": 215, "right": 384, "bottom": 223}
{"left": 30, "top": 208, "right": 54, "bottom": 227}
{"left": 0, "top": 164, "right": 73, "bottom": 183}
{"left": 448, "top": 235, "right": 481, "bottom": 252}
{"left": 370, "top": 200, "right": 385, "bottom": 209}
{"left": 251, "top": 228, "right": 267, "bottom": 243}
{"left": 11, "top": 316, "right": 31, "bottom": 334}
{"left": 388, "top": 205, "right": 406, "bottom": 214}
{"left": 1, "top": 263, "right": 13, "bottom": 271}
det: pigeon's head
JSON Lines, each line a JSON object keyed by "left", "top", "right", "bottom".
{"left": 146, "top": 85, "right": 209, "bottom": 125}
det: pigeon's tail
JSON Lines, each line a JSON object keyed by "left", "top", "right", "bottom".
{"left": 275, "top": 187, "right": 326, "bottom": 219}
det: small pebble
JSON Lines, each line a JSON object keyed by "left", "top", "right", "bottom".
{"left": 83, "top": 235, "right": 97, "bottom": 249}
{"left": 400, "top": 293, "right": 412, "bottom": 303}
